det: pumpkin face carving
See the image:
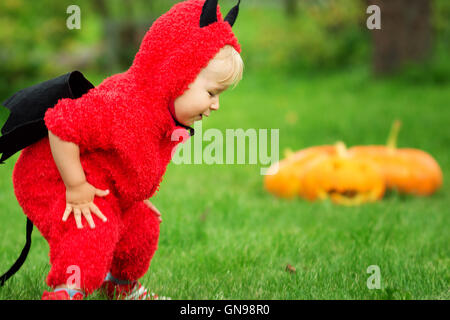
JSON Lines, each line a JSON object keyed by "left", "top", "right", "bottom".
{"left": 263, "top": 122, "right": 442, "bottom": 204}
{"left": 301, "top": 145, "right": 385, "bottom": 206}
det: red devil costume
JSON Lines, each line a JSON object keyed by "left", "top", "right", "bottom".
{"left": 0, "top": 0, "right": 241, "bottom": 294}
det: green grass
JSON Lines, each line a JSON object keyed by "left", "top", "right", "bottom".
{"left": 0, "top": 66, "right": 449, "bottom": 300}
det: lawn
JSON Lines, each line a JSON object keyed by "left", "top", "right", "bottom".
{"left": 0, "top": 66, "right": 448, "bottom": 299}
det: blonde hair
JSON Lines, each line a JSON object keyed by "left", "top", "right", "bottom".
{"left": 203, "top": 45, "right": 244, "bottom": 88}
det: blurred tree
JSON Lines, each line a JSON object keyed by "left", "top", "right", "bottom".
{"left": 251, "top": 0, "right": 367, "bottom": 73}
{"left": 0, "top": 0, "right": 174, "bottom": 100}
{"left": 367, "top": 0, "right": 432, "bottom": 75}
{"left": 92, "top": 0, "right": 159, "bottom": 70}
{"left": 0, "top": 0, "right": 77, "bottom": 97}
{"left": 284, "top": 0, "right": 298, "bottom": 18}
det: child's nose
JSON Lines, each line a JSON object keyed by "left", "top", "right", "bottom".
{"left": 211, "top": 98, "right": 220, "bottom": 110}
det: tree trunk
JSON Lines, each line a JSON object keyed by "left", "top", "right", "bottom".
{"left": 368, "top": 0, "right": 432, "bottom": 75}
{"left": 284, "top": 0, "right": 298, "bottom": 18}
{"left": 92, "top": 0, "right": 155, "bottom": 70}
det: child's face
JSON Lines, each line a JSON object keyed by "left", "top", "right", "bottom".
{"left": 173, "top": 68, "right": 228, "bottom": 127}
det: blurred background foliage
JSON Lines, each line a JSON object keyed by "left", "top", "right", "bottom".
{"left": 245, "top": 0, "right": 368, "bottom": 72}
{"left": 1, "top": 0, "right": 449, "bottom": 99}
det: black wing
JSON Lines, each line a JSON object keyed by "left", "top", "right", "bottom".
{"left": 0, "top": 71, "right": 94, "bottom": 163}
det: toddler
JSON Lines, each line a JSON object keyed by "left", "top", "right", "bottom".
{"left": 8, "top": 0, "right": 243, "bottom": 299}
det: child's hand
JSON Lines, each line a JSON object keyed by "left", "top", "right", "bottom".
{"left": 63, "top": 182, "right": 109, "bottom": 229}
{"left": 143, "top": 199, "right": 162, "bottom": 223}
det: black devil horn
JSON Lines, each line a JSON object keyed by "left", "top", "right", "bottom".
{"left": 224, "top": 0, "right": 240, "bottom": 27}
{"left": 200, "top": 0, "right": 218, "bottom": 28}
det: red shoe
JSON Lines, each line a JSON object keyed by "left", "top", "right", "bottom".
{"left": 41, "top": 290, "right": 84, "bottom": 300}
{"left": 101, "top": 280, "right": 167, "bottom": 300}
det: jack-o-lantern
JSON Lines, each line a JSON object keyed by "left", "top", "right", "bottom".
{"left": 264, "top": 145, "right": 337, "bottom": 199}
{"left": 349, "top": 121, "right": 443, "bottom": 195}
{"left": 301, "top": 142, "right": 385, "bottom": 205}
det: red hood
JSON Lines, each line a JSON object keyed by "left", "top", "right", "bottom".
{"left": 99, "top": 0, "right": 241, "bottom": 136}
{"left": 130, "top": 0, "right": 241, "bottom": 108}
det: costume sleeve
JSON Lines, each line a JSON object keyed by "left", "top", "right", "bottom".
{"left": 44, "top": 94, "right": 114, "bottom": 151}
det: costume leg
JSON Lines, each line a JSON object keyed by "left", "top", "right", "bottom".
{"left": 46, "top": 194, "right": 123, "bottom": 295}
{"left": 110, "top": 201, "right": 160, "bottom": 281}
{"left": 13, "top": 141, "right": 124, "bottom": 295}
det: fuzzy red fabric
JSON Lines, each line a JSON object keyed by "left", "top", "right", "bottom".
{"left": 12, "top": 0, "right": 240, "bottom": 295}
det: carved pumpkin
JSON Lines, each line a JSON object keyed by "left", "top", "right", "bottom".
{"left": 264, "top": 145, "right": 337, "bottom": 199}
{"left": 301, "top": 142, "right": 385, "bottom": 205}
{"left": 349, "top": 121, "right": 443, "bottom": 195}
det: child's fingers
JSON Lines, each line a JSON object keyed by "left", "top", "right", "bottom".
{"left": 144, "top": 200, "right": 162, "bottom": 222}
{"left": 153, "top": 207, "right": 161, "bottom": 216}
{"left": 95, "top": 188, "right": 110, "bottom": 197}
{"left": 74, "top": 208, "right": 83, "bottom": 229}
{"left": 62, "top": 204, "right": 72, "bottom": 222}
{"left": 81, "top": 207, "right": 96, "bottom": 229}
{"left": 145, "top": 201, "right": 161, "bottom": 217}
{"left": 144, "top": 199, "right": 160, "bottom": 214}
{"left": 143, "top": 199, "right": 153, "bottom": 209}
{"left": 89, "top": 203, "right": 108, "bottom": 222}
